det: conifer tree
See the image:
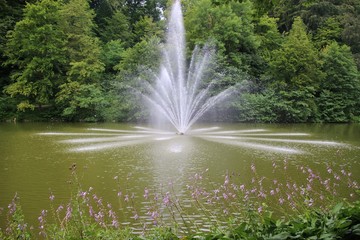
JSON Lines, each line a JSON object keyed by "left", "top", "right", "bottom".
{"left": 266, "top": 17, "right": 324, "bottom": 122}
{"left": 317, "top": 42, "right": 360, "bottom": 122}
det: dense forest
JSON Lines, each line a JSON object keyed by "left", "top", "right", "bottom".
{"left": 0, "top": 0, "right": 360, "bottom": 123}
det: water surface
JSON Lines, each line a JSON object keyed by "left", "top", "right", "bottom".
{"left": 1, "top": 122, "right": 359, "bottom": 229}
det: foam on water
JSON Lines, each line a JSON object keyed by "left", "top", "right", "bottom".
{"left": 38, "top": 126, "right": 348, "bottom": 154}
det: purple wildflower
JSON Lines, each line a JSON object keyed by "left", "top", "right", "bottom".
{"left": 65, "top": 204, "right": 72, "bottom": 222}
{"left": 111, "top": 219, "right": 119, "bottom": 228}
{"left": 144, "top": 188, "right": 149, "bottom": 199}
{"left": 251, "top": 163, "right": 256, "bottom": 172}
{"left": 49, "top": 194, "right": 55, "bottom": 201}
{"left": 56, "top": 205, "right": 64, "bottom": 213}
{"left": 163, "top": 192, "right": 171, "bottom": 206}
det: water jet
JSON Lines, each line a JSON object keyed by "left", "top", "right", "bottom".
{"left": 143, "top": 0, "right": 235, "bottom": 134}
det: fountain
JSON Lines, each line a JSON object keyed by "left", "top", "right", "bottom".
{"left": 37, "top": 0, "right": 347, "bottom": 154}
{"left": 142, "top": 0, "right": 235, "bottom": 134}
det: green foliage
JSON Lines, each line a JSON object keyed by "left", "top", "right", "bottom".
{"left": 101, "top": 40, "right": 125, "bottom": 72}
{"left": 133, "top": 16, "right": 163, "bottom": 43}
{"left": 317, "top": 42, "right": 360, "bottom": 122}
{"left": 144, "top": 227, "right": 180, "bottom": 239}
{"left": 267, "top": 17, "right": 323, "bottom": 90}
{"left": 98, "top": 10, "right": 133, "bottom": 46}
{"left": 232, "top": 92, "right": 278, "bottom": 123}
{"left": 59, "top": 0, "right": 104, "bottom": 81}
{"left": 2, "top": 194, "right": 32, "bottom": 239}
{"left": 2, "top": 198, "right": 359, "bottom": 239}
{"left": 270, "top": 0, "right": 360, "bottom": 69}
{"left": 0, "top": 95, "right": 17, "bottom": 121}
{"left": 96, "top": 79, "right": 145, "bottom": 122}
{"left": 187, "top": 201, "right": 360, "bottom": 240}
{"left": 185, "top": 0, "right": 259, "bottom": 72}
{"left": 313, "top": 17, "right": 342, "bottom": 49}
{"left": 1, "top": 0, "right": 360, "bottom": 123}
{"left": 3, "top": 0, "right": 66, "bottom": 111}
{"left": 0, "top": 0, "right": 26, "bottom": 91}
{"left": 122, "top": 0, "right": 165, "bottom": 25}
{"left": 101, "top": 37, "right": 161, "bottom": 122}
{"left": 56, "top": 82, "right": 107, "bottom": 121}
{"left": 255, "top": 15, "right": 283, "bottom": 62}
{"left": 55, "top": 0, "right": 105, "bottom": 121}
{"left": 114, "top": 36, "right": 161, "bottom": 72}
{"left": 264, "top": 17, "right": 323, "bottom": 122}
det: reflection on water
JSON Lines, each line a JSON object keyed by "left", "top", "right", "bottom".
{"left": 0, "top": 123, "right": 360, "bottom": 231}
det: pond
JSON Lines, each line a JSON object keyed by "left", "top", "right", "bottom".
{"left": 1, "top": 122, "right": 359, "bottom": 231}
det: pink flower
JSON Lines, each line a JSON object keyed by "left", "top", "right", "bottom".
{"left": 56, "top": 205, "right": 63, "bottom": 213}
{"left": 223, "top": 193, "right": 228, "bottom": 200}
{"left": 224, "top": 174, "right": 229, "bottom": 186}
{"left": 143, "top": 188, "right": 149, "bottom": 199}
{"left": 251, "top": 163, "right": 256, "bottom": 172}
{"left": 49, "top": 195, "right": 55, "bottom": 201}
{"left": 163, "top": 192, "right": 171, "bottom": 206}
{"left": 112, "top": 219, "right": 119, "bottom": 228}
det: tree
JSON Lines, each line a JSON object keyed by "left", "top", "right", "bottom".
{"left": 56, "top": 0, "right": 105, "bottom": 120}
{"left": 101, "top": 40, "right": 125, "bottom": 72}
{"left": 270, "top": 0, "right": 360, "bottom": 69}
{"left": 255, "top": 15, "right": 283, "bottom": 62}
{"left": 114, "top": 36, "right": 160, "bottom": 73}
{"left": 133, "top": 16, "right": 163, "bottom": 43}
{"left": 0, "top": 0, "right": 31, "bottom": 119}
{"left": 122, "top": 0, "right": 164, "bottom": 25}
{"left": 317, "top": 42, "right": 360, "bottom": 122}
{"left": 313, "top": 17, "right": 341, "bottom": 49}
{"left": 98, "top": 10, "right": 133, "bottom": 46}
{"left": 110, "top": 36, "right": 161, "bottom": 121}
{"left": 184, "top": 0, "right": 260, "bottom": 74}
{"left": 0, "top": 0, "right": 26, "bottom": 74}
{"left": 250, "top": 0, "right": 279, "bottom": 17}
{"left": 340, "top": 1, "right": 360, "bottom": 68}
{"left": 265, "top": 17, "right": 324, "bottom": 122}
{"left": 4, "top": 0, "right": 66, "bottom": 111}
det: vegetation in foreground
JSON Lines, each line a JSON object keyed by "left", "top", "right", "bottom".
{"left": 1, "top": 162, "right": 359, "bottom": 239}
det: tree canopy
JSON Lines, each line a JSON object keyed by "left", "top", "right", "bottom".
{"left": 1, "top": 0, "right": 359, "bottom": 123}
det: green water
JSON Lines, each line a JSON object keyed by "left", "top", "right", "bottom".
{"left": 1, "top": 122, "right": 359, "bottom": 229}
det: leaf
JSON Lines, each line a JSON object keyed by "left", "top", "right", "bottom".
{"left": 267, "top": 232, "right": 290, "bottom": 240}
{"left": 351, "top": 224, "right": 360, "bottom": 235}
{"left": 331, "top": 203, "right": 343, "bottom": 215}
{"left": 319, "top": 233, "right": 335, "bottom": 239}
